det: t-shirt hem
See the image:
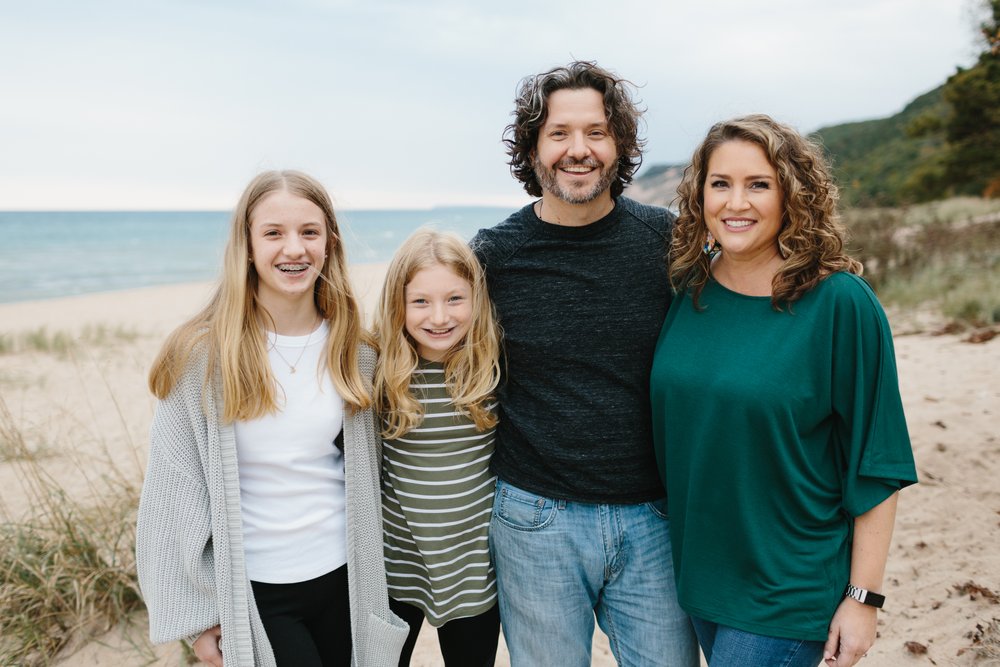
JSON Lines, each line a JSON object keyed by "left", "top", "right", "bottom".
{"left": 682, "top": 601, "right": 829, "bottom": 643}
{"left": 247, "top": 555, "right": 347, "bottom": 585}
{"left": 391, "top": 596, "right": 498, "bottom": 628}
{"left": 493, "top": 469, "right": 665, "bottom": 505}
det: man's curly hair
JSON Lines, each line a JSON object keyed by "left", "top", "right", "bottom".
{"left": 671, "top": 114, "right": 862, "bottom": 309}
{"left": 504, "top": 61, "right": 644, "bottom": 198}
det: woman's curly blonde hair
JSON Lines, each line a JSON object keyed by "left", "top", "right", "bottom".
{"left": 670, "top": 114, "right": 861, "bottom": 309}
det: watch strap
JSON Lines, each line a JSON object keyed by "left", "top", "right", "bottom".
{"left": 844, "top": 584, "right": 885, "bottom": 608}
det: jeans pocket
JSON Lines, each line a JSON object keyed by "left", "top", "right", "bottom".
{"left": 645, "top": 495, "right": 670, "bottom": 520}
{"left": 493, "top": 480, "right": 557, "bottom": 532}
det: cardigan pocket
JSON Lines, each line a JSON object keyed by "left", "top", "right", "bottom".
{"left": 356, "top": 611, "right": 409, "bottom": 667}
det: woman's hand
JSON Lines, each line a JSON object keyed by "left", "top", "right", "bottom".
{"left": 824, "top": 492, "right": 899, "bottom": 665}
{"left": 193, "top": 625, "right": 223, "bottom": 667}
{"left": 823, "top": 598, "right": 876, "bottom": 666}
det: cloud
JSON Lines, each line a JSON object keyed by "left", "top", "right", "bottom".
{"left": 0, "top": 0, "right": 975, "bottom": 208}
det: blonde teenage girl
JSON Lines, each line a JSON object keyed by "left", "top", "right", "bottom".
{"left": 372, "top": 229, "right": 502, "bottom": 667}
{"left": 136, "top": 170, "right": 407, "bottom": 667}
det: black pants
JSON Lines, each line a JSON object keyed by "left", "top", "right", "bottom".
{"left": 389, "top": 598, "right": 500, "bottom": 667}
{"left": 251, "top": 565, "right": 351, "bottom": 667}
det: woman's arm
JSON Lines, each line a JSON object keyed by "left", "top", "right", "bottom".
{"left": 136, "top": 390, "right": 220, "bottom": 645}
{"left": 823, "top": 491, "right": 899, "bottom": 666}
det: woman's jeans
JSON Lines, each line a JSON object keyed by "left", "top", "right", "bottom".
{"left": 691, "top": 616, "right": 825, "bottom": 667}
{"left": 489, "top": 478, "right": 699, "bottom": 667}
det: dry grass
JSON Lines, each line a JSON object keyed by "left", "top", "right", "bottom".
{"left": 843, "top": 197, "right": 1000, "bottom": 326}
{"left": 0, "top": 325, "right": 140, "bottom": 357}
{"left": 965, "top": 618, "right": 1000, "bottom": 664}
{"left": 0, "top": 419, "right": 53, "bottom": 462}
{"left": 0, "top": 397, "right": 144, "bottom": 666}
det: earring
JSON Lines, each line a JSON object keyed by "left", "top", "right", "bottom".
{"left": 703, "top": 231, "right": 717, "bottom": 255}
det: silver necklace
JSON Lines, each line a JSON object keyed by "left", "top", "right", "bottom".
{"left": 270, "top": 320, "right": 319, "bottom": 374}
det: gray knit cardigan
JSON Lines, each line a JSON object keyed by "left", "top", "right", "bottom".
{"left": 136, "top": 344, "right": 409, "bottom": 666}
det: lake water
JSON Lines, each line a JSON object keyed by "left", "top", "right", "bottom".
{"left": 0, "top": 207, "right": 516, "bottom": 303}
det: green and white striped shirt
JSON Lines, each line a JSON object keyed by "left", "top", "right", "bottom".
{"left": 381, "top": 360, "right": 497, "bottom": 626}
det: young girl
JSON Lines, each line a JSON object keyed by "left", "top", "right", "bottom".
{"left": 372, "top": 229, "right": 502, "bottom": 667}
{"left": 136, "top": 170, "right": 408, "bottom": 667}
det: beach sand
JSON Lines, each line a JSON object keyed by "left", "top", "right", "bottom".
{"left": 1, "top": 264, "right": 998, "bottom": 666}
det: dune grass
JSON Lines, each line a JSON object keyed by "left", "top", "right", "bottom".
{"left": 966, "top": 617, "right": 1000, "bottom": 663}
{"left": 843, "top": 197, "right": 1000, "bottom": 326}
{"left": 0, "top": 397, "right": 145, "bottom": 666}
{"left": 0, "top": 325, "right": 141, "bottom": 358}
{"left": 0, "top": 420, "right": 52, "bottom": 462}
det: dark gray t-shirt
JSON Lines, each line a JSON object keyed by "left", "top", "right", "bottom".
{"left": 472, "top": 196, "right": 673, "bottom": 503}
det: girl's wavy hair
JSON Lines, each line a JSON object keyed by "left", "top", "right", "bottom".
{"left": 149, "top": 170, "right": 371, "bottom": 420}
{"left": 504, "top": 60, "right": 645, "bottom": 198}
{"left": 372, "top": 228, "right": 501, "bottom": 440}
{"left": 671, "top": 114, "right": 862, "bottom": 309}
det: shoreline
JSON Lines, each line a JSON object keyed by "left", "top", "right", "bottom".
{"left": 0, "top": 262, "right": 390, "bottom": 336}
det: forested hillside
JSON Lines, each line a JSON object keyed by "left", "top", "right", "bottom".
{"left": 633, "top": 0, "right": 1000, "bottom": 208}
{"left": 812, "top": 87, "right": 947, "bottom": 206}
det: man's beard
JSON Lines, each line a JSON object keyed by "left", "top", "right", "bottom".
{"left": 533, "top": 156, "right": 617, "bottom": 204}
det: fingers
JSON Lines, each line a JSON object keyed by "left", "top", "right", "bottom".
{"left": 193, "top": 625, "right": 223, "bottom": 667}
{"left": 825, "top": 598, "right": 877, "bottom": 665}
{"left": 825, "top": 638, "right": 872, "bottom": 666}
{"left": 823, "top": 625, "right": 841, "bottom": 664}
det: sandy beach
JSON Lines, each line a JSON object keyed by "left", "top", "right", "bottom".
{"left": 1, "top": 264, "right": 998, "bottom": 666}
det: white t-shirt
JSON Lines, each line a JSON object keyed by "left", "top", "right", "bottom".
{"left": 234, "top": 321, "right": 347, "bottom": 583}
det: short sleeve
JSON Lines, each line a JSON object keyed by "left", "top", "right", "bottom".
{"left": 830, "top": 275, "right": 918, "bottom": 517}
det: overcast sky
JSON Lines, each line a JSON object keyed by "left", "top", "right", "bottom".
{"left": 0, "top": 0, "right": 983, "bottom": 210}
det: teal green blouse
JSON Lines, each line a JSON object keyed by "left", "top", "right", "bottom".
{"left": 650, "top": 272, "right": 917, "bottom": 641}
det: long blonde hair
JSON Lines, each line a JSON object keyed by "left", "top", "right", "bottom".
{"left": 671, "top": 114, "right": 862, "bottom": 309}
{"left": 372, "top": 228, "right": 501, "bottom": 440}
{"left": 148, "top": 170, "right": 371, "bottom": 420}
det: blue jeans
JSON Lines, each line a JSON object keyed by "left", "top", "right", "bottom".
{"left": 490, "top": 478, "right": 698, "bottom": 667}
{"left": 691, "top": 616, "right": 824, "bottom": 667}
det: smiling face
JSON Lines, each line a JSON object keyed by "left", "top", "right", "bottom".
{"left": 533, "top": 87, "right": 618, "bottom": 206}
{"left": 249, "top": 189, "right": 328, "bottom": 311}
{"left": 404, "top": 263, "right": 473, "bottom": 362}
{"left": 703, "top": 139, "right": 784, "bottom": 265}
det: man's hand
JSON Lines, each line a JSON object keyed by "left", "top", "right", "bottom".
{"left": 824, "top": 598, "right": 876, "bottom": 666}
{"left": 193, "top": 625, "right": 223, "bottom": 667}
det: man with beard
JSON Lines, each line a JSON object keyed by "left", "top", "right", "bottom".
{"left": 472, "top": 61, "right": 698, "bottom": 666}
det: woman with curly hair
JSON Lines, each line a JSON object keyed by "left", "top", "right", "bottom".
{"left": 650, "top": 115, "right": 917, "bottom": 667}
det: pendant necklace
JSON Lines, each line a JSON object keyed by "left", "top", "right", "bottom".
{"left": 270, "top": 319, "right": 319, "bottom": 374}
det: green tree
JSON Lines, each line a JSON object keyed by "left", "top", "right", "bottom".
{"left": 941, "top": 0, "right": 1000, "bottom": 197}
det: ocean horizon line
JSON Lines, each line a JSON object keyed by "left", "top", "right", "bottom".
{"left": 3, "top": 208, "right": 515, "bottom": 304}
{"left": 0, "top": 204, "right": 520, "bottom": 214}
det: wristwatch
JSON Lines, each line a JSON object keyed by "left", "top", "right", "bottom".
{"left": 844, "top": 584, "right": 885, "bottom": 608}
